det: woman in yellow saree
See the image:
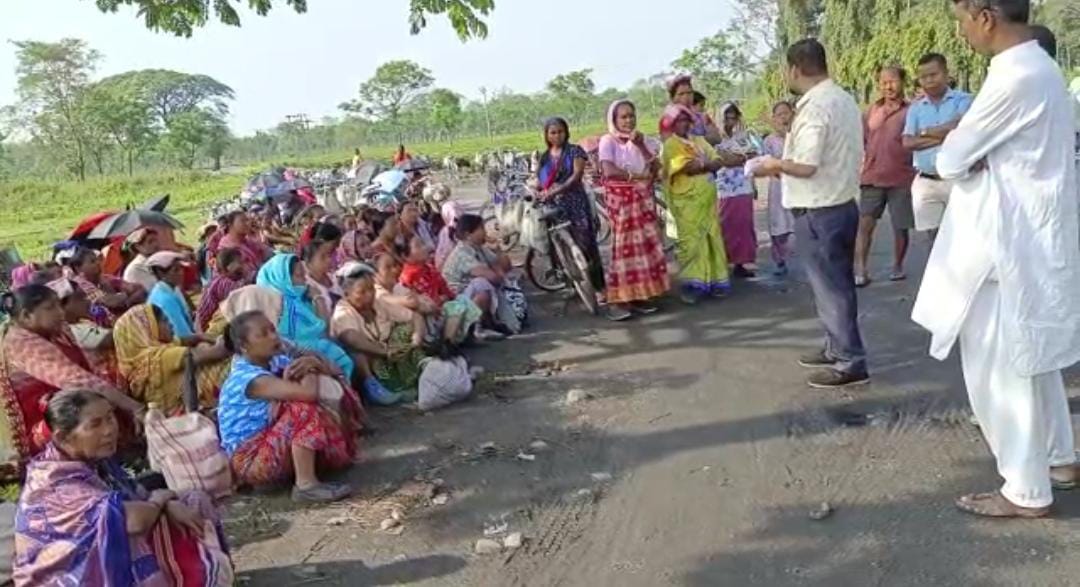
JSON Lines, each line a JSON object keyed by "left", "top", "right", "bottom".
{"left": 114, "top": 304, "right": 232, "bottom": 413}
{"left": 660, "top": 103, "right": 737, "bottom": 304}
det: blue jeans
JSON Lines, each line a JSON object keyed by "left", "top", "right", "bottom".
{"left": 793, "top": 201, "right": 867, "bottom": 374}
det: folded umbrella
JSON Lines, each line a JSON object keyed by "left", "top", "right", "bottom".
{"left": 87, "top": 209, "right": 184, "bottom": 240}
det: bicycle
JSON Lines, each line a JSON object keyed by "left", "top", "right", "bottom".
{"left": 523, "top": 200, "right": 600, "bottom": 316}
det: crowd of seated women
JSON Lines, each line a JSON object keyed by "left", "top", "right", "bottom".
{"left": 0, "top": 198, "right": 529, "bottom": 583}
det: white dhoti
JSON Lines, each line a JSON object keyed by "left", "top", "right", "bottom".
{"left": 959, "top": 282, "right": 1077, "bottom": 508}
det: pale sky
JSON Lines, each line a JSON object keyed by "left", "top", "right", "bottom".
{"left": 0, "top": 0, "right": 737, "bottom": 135}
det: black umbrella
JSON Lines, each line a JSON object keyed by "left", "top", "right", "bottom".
{"left": 86, "top": 209, "right": 184, "bottom": 240}
{"left": 140, "top": 194, "right": 170, "bottom": 212}
{"left": 395, "top": 158, "right": 431, "bottom": 173}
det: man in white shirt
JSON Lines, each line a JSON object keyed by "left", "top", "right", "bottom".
{"left": 913, "top": 2, "right": 1080, "bottom": 518}
{"left": 753, "top": 39, "right": 868, "bottom": 389}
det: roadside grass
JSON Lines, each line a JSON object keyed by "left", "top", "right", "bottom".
{"left": 0, "top": 121, "right": 623, "bottom": 260}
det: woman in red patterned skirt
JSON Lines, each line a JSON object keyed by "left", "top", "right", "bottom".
{"left": 597, "top": 99, "right": 670, "bottom": 316}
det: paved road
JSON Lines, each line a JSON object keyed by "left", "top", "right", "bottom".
{"left": 230, "top": 183, "right": 1080, "bottom": 586}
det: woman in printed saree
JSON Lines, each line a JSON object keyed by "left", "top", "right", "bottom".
{"left": 660, "top": 104, "right": 737, "bottom": 305}
{"left": 597, "top": 99, "right": 669, "bottom": 316}
{"left": 536, "top": 117, "right": 613, "bottom": 317}
{"left": 215, "top": 211, "right": 272, "bottom": 281}
{"left": 45, "top": 278, "right": 119, "bottom": 386}
{"left": 218, "top": 311, "right": 358, "bottom": 502}
{"left": 256, "top": 253, "right": 355, "bottom": 381}
{"left": 14, "top": 389, "right": 233, "bottom": 586}
{"left": 67, "top": 247, "right": 146, "bottom": 328}
{"left": 331, "top": 262, "right": 426, "bottom": 405}
{"left": 441, "top": 215, "right": 522, "bottom": 335}
{"left": 714, "top": 101, "right": 759, "bottom": 278}
{"left": 147, "top": 251, "right": 196, "bottom": 339}
{"left": 114, "top": 304, "right": 231, "bottom": 414}
{"left": 195, "top": 247, "right": 247, "bottom": 333}
{"left": 763, "top": 101, "right": 797, "bottom": 276}
{"left": 0, "top": 285, "right": 142, "bottom": 477}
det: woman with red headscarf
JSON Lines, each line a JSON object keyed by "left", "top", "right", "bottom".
{"left": 597, "top": 100, "right": 669, "bottom": 316}
{"left": 659, "top": 104, "right": 738, "bottom": 305}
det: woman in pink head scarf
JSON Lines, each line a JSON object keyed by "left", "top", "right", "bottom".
{"left": 435, "top": 201, "right": 462, "bottom": 269}
{"left": 597, "top": 100, "right": 669, "bottom": 315}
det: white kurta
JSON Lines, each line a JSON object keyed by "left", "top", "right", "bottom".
{"left": 912, "top": 40, "right": 1080, "bottom": 378}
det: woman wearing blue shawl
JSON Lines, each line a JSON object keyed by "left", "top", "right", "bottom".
{"left": 256, "top": 253, "right": 355, "bottom": 381}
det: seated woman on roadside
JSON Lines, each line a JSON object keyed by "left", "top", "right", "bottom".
{"left": 369, "top": 212, "right": 407, "bottom": 261}
{"left": 396, "top": 240, "right": 483, "bottom": 344}
{"left": 14, "top": 390, "right": 233, "bottom": 586}
{"left": 215, "top": 211, "right": 272, "bottom": 281}
{"left": 114, "top": 304, "right": 232, "bottom": 414}
{"left": 219, "top": 311, "right": 358, "bottom": 502}
{"left": 435, "top": 201, "right": 462, "bottom": 269}
{"left": 46, "top": 279, "right": 120, "bottom": 385}
{"left": 67, "top": 247, "right": 146, "bottom": 327}
{"left": 196, "top": 247, "right": 247, "bottom": 333}
{"left": 147, "top": 251, "right": 196, "bottom": 338}
{"left": 302, "top": 223, "right": 345, "bottom": 321}
{"left": 332, "top": 262, "right": 427, "bottom": 404}
{"left": 0, "top": 285, "right": 143, "bottom": 475}
{"left": 256, "top": 253, "right": 355, "bottom": 381}
{"left": 441, "top": 214, "right": 523, "bottom": 334}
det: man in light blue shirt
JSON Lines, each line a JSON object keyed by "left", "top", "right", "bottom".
{"left": 902, "top": 53, "right": 974, "bottom": 235}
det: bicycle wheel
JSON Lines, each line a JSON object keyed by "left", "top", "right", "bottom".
{"left": 525, "top": 246, "right": 565, "bottom": 292}
{"left": 552, "top": 230, "right": 599, "bottom": 315}
{"left": 596, "top": 207, "right": 612, "bottom": 245}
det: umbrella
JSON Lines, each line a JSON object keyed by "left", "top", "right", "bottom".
{"left": 140, "top": 194, "right": 170, "bottom": 212}
{"left": 69, "top": 211, "right": 116, "bottom": 241}
{"left": 87, "top": 209, "right": 184, "bottom": 240}
{"left": 395, "top": 158, "right": 431, "bottom": 173}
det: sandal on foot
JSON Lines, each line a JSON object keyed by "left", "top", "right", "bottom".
{"left": 955, "top": 492, "right": 1049, "bottom": 518}
{"left": 1050, "top": 465, "right": 1079, "bottom": 490}
{"left": 889, "top": 270, "right": 907, "bottom": 281}
{"left": 854, "top": 275, "right": 871, "bottom": 288}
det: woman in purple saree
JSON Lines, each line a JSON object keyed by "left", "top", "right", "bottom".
{"left": 13, "top": 389, "right": 233, "bottom": 586}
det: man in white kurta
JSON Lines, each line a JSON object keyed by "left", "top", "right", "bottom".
{"left": 912, "top": 5, "right": 1080, "bottom": 517}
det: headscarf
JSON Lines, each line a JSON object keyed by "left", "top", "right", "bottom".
{"left": 255, "top": 253, "right": 327, "bottom": 342}
{"left": 717, "top": 101, "right": 747, "bottom": 141}
{"left": 660, "top": 103, "right": 695, "bottom": 139}
{"left": 219, "top": 285, "right": 282, "bottom": 324}
{"left": 10, "top": 265, "right": 34, "bottom": 289}
{"left": 606, "top": 99, "right": 636, "bottom": 141}
{"left": 666, "top": 74, "right": 693, "bottom": 97}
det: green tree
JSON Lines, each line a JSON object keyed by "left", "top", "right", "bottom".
{"left": 341, "top": 60, "right": 435, "bottom": 142}
{"left": 90, "top": 0, "right": 495, "bottom": 40}
{"left": 159, "top": 109, "right": 218, "bottom": 169}
{"left": 10, "top": 39, "right": 101, "bottom": 181}
{"left": 546, "top": 69, "right": 596, "bottom": 125}
{"left": 672, "top": 31, "right": 751, "bottom": 103}
{"left": 428, "top": 88, "right": 464, "bottom": 142}
{"left": 82, "top": 81, "right": 158, "bottom": 175}
{"left": 202, "top": 117, "right": 232, "bottom": 171}
{"left": 98, "top": 69, "right": 234, "bottom": 127}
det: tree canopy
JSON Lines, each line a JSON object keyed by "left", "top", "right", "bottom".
{"left": 88, "top": 0, "right": 495, "bottom": 40}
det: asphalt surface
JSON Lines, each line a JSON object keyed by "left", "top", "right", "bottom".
{"left": 229, "top": 181, "right": 1080, "bottom": 587}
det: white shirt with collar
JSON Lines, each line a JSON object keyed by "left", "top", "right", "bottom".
{"left": 781, "top": 78, "right": 864, "bottom": 209}
{"left": 913, "top": 40, "right": 1080, "bottom": 377}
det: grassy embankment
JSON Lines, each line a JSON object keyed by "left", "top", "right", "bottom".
{"left": 0, "top": 124, "right": 621, "bottom": 260}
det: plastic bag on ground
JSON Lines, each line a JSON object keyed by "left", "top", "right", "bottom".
{"left": 418, "top": 356, "right": 473, "bottom": 412}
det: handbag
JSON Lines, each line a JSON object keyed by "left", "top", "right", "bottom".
{"left": 145, "top": 351, "right": 233, "bottom": 500}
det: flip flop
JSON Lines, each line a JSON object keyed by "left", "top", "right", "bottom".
{"left": 955, "top": 492, "right": 1049, "bottom": 519}
{"left": 889, "top": 271, "right": 907, "bottom": 281}
{"left": 1052, "top": 478, "right": 1078, "bottom": 490}
{"left": 854, "top": 275, "right": 871, "bottom": 288}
